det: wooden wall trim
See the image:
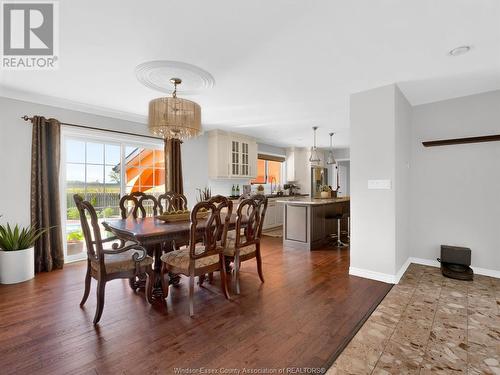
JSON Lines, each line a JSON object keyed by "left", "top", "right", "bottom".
{"left": 422, "top": 134, "right": 500, "bottom": 147}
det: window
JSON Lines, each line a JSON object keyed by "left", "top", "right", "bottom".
{"left": 61, "top": 130, "right": 164, "bottom": 262}
{"left": 250, "top": 157, "right": 283, "bottom": 185}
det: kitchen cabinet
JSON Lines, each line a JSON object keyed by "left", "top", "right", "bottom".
{"left": 276, "top": 200, "right": 284, "bottom": 225}
{"left": 285, "top": 148, "right": 307, "bottom": 195}
{"left": 263, "top": 199, "right": 277, "bottom": 229}
{"left": 263, "top": 197, "right": 287, "bottom": 229}
{"left": 208, "top": 130, "right": 257, "bottom": 179}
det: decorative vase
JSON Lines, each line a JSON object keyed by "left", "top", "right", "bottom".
{"left": 320, "top": 191, "right": 331, "bottom": 198}
{"left": 0, "top": 247, "right": 35, "bottom": 284}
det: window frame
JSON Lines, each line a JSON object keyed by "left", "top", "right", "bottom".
{"left": 60, "top": 126, "right": 164, "bottom": 263}
{"left": 250, "top": 155, "right": 285, "bottom": 185}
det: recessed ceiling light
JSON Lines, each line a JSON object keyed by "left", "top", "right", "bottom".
{"left": 449, "top": 45, "right": 471, "bottom": 56}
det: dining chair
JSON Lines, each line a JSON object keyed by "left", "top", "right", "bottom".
{"left": 158, "top": 191, "right": 188, "bottom": 213}
{"left": 160, "top": 198, "right": 232, "bottom": 317}
{"left": 73, "top": 194, "right": 154, "bottom": 325}
{"left": 119, "top": 191, "right": 160, "bottom": 290}
{"left": 224, "top": 196, "right": 268, "bottom": 294}
{"left": 119, "top": 191, "right": 160, "bottom": 219}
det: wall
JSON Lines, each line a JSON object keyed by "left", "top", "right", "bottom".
{"left": 258, "top": 143, "right": 286, "bottom": 156}
{"left": 350, "top": 85, "right": 398, "bottom": 279}
{"left": 0, "top": 96, "right": 152, "bottom": 227}
{"left": 394, "top": 86, "right": 412, "bottom": 274}
{"left": 410, "top": 90, "right": 500, "bottom": 273}
{"left": 0, "top": 96, "right": 288, "bottom": 224}
{"left": 336, "top": 161, "right": 350, "bottom": 196}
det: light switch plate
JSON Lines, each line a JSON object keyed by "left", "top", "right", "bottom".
{"left": 368, "top": 179, "right": 392, "bottom": 190}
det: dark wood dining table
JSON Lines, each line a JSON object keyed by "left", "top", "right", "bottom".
{"left": 102, "top": 215, "right": 241, "bottom": 296}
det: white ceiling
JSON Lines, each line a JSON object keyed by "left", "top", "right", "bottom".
{"left": 1, "top": 0, "right": 499, "bottom": 148}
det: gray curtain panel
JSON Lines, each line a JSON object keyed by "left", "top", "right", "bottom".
{"left": 30, "top": 116, "right": 64, "bottom": 272}
{"left": 164, "top": 138, "right": 184, "bottom": 194}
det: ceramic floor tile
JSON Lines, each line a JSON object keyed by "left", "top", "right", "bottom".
{"left": 419, "top": 353, "right": 467, "bottom": 374}
{"left": 390, "top": 321, "right": 432, "bottom": 349}
{"left": 371, "top": 340, "right": 424, "bottom": 374}
{"left": 351, "top": 319, "right": 394, "bottom": 349}
{"left": 426, "top": 327, "right": 468, "bottom": 362}
{"left": 467, "top": 343, "right": 500, "bottom": 375}
{"left": 328, "top": 264, "right": 500, "bottom": 375}
{"left": 333, "top": 337, "right": 382, "bottom": 374}
{"left": 369, "top": 304, "right": 403, "bottom": 329}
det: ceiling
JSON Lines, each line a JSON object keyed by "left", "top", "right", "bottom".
{"left": 1, "top": 0, "right": 499, "bottom": 148}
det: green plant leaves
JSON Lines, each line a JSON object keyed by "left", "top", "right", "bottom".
{"left": 0, "top": 223, "right": 51, "bottom": 251}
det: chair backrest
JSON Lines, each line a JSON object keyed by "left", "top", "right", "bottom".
{"left": 159, "top": 191, "right": 188, "bottom": 213}
{"left": 73, "top": 194, "right": 104, "bottom": 264}
{"left": 119, "top": 192, "right": 159, "bottom": 218}
{"left": 235, "top": 196, "right": 268, "bottom": 247}
{"left": 189, "top": 197, "right": 233, "bottom": 263}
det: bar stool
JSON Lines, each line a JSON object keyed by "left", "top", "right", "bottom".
{"left": 341, "top": 212, "right": 350, "bottom": 243}
{"left": 325, "top": 213, "right": 347, "bottom": 248}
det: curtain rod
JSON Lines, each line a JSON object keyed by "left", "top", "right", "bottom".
{"left": 21, "top": 115, "right": 164, "bottom": 141}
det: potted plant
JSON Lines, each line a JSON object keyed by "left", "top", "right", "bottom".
{"left": 67, "top": 230, "right": 84, "bottom": 256}
{"left": 256, "top": 185, "right": 265, "bottom": 195}
{"left": 0, "top": 223, "right": 48, "bottom": 284}
{"left": 196, "top": 187, "right": 212, "bottom": 202}
{"left": 320, "top": 185, "right": 331, "bottom": 198}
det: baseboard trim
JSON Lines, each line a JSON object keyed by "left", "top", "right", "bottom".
{"left": 410, "top": 257, "right": 500, "bottom": 279}
{"left": 395, "top": 257, "right": 412, "bottom": 284}
{"left": 349, "top": 257, "right": 499, "bottom": 284}
{"left": 348, "top": 267, "right": 397, "bottom": 284}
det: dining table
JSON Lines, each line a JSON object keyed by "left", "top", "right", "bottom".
{"left": 102, "top": 214, "right": 242, "bottom": 297}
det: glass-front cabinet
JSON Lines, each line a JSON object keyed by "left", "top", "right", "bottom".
{"left": 231, "top": 140, "right": 240, "bottom": 176}
{"left": 208, "top": 130, "right": 257, "bottom": 179}
{"left": 241, "top": 142, "right": 249, "bottom": 176}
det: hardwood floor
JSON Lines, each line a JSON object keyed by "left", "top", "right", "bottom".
{"left": 0, "top": 237, "right": 391, "bottom": 374}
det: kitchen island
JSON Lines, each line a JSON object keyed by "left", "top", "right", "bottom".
{"left": 276, "top": 196, "right": 350, "bottom": 250}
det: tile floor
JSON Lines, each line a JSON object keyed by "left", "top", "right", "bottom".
{"left": 328, "top": 264, "right": 500, "bottom": 374}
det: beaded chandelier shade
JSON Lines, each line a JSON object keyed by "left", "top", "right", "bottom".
{"left": 148, "top": 78, "right": 202, "bottom": 140}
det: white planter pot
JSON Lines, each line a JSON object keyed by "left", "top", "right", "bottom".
{"left": 0, "top": 247, "right": 35, "bottom": 284}
{"left": 320, "top": 191, "right": 331, "bottom": 198}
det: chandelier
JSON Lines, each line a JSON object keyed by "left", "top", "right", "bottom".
{"left": 309, "top": 126, "right": 321, "bottom": 164}
{"left": 326, "top": 132, "right": 337, "bottom": 165}
{"left": 148, "top": 78, "right": 202, "bottom": 140}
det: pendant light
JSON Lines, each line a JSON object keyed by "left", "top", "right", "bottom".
{"left": 148, "top": 78, "right": 202, "bottom": 140}
{"left": 326, "top": 132, "right": 337, "bottom": 165}
{"left": 309, "top": 126, "right": 321, "bottom": 164}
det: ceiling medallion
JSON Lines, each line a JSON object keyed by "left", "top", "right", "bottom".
{"left": 135, "top": 60, "right": 215, "bottom": 95}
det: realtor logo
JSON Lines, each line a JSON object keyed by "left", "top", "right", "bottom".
{"left": 2, "top": 1, "right": 59, "bottom": 69}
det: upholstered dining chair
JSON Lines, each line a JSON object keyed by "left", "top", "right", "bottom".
{"left": 158, "top": 192, "right": 188, "bottom": 213}
{"left": 119, "top": 191, "right": 160, "bottom": 219}
{"left": 160, "top": 198, "right": 233, "bottom": 317}
{"left": 73, "top": 194, "right": 154, "bottom": 325}
{"left": 225, "top": 196, "right": 267, "bottom": 294}
{"left": 119, "top": 191, "right": 160, "bottom": 290}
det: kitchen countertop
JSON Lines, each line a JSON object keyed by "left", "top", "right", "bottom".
{"left": 227, "top": 194, "right": 308, "bottom": 200}
{"left": 276, "top": 196, "right": 350, "bottom": 205}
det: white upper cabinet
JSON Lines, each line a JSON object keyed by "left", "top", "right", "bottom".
{"left": 208, "top": 130, "right": 257, "bottom": 179}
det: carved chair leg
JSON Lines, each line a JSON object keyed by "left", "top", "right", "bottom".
{"left": 93, "top": 280, "right": 106, "bottom": 325}
{"left": 208, "top": 272, "right": 214, "bottom": 284}
{"left": 220, "top": 255, "right": 230, "bottom": 300}
{"left": 80, "top": 261, "right": 91, "bottom": 307}
{"left": 198, "top": 274, "right": 205, "bottom": 286}
{"left": 128, "top": 277, "right": 138, "bottom": 291}
{"left": 160, "top": 263, "right": 170, "bottom": 300}
{"left": 256, "top": 243, "right": 264, "bottom": 283}
{"left": 233, "top": 254, "right": 240, "bottom": 295}
{"left": 145, "top": 268, "right": 154, "bottom": 304}
{"left": 189, "top": 274, "right": 195, "bottom": 317}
